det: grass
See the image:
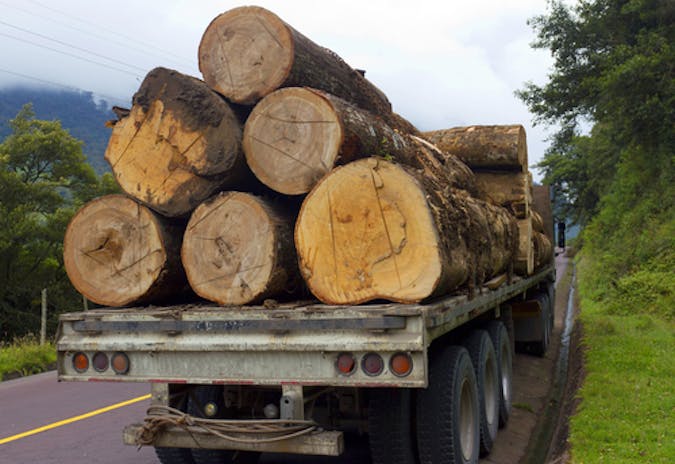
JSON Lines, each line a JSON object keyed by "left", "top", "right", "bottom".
{"left": 570, "top": 259, "right": 675, "bottom": 463}
{"left": 0, "top": 335, "right": 56, "bottom": 380}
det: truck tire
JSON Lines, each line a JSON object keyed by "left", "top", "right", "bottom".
{"left": 416, "top": 345, "right": 479, "bottom": 464}
{"left": 463, "top": 330, "right": 499, "bottom": 456}
{"left": 486, "top": 321, "right": 513, "bottom": 428}
{"left": 529, "top": 292, "right": 551, "bottom": 356}
{"left": 368, "top": 388, "right": 419, "bottom": 464}
{"left": 188, "top": 386, "right": 236, "bottom": 464}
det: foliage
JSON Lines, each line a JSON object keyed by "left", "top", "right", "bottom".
{"left": 0, "top": 335, "right": 56, "bottom": 379}
{"left": 571, "top": 261, "right": 675, "bottom": 463}
{"left": 0, "top": 86, "right": 122, "bottom": 174}
{"left": 0, "top": 105, "right": 120, "bottom": 340}
{"left": 518, "top": 0, "right": 674, "bottom": 225}
{"left": 519, "top": 2, "right": 674, "bottom": 461}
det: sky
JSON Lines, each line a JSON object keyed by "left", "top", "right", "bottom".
{"left": 0, "top": 0, "right": 560, "bottom": 179}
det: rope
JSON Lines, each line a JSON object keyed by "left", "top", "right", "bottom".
{"left": 135, "top": 405, "right": 318, "bottom": 448}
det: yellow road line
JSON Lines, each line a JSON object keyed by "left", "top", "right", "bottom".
{"left": 0, "top": 393, "right": 151, "bottom": 445}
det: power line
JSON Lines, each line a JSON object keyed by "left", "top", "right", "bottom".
{"left": 0, "top": 68, "right": 131, "bottom": 107}
{"left": 25, "top": 0, "right": 195, "bottom": 67}
{"left": 0, "top": 19, "right": 148, "bottom": 73}
{"left": 0, "top": 0, "right": 195, "bottom": 70}
{"left": 0, "top": 30, "right": 143, "bottom": 78}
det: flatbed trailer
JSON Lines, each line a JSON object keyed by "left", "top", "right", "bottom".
{"left": 56, "top": 265, "right": 555, "bottom": 463}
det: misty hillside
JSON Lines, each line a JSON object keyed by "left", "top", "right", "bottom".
{"left": 0, "top": 86, "right": 128, "bottom": 174}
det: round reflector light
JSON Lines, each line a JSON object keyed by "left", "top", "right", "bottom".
{"left": 111, "top": 352, "right": 130, "bottom": 375}
{"left": 72, "top": 352, "right": 89, "bottom": 373}
{"left": 92, "top": 352, "right": 109, "bottom": 372}
{"left": 390, "top": 352, "right": 413, "bottom": 377}
{"left": 336, "top": 353, "right": 356, "bottom": 375}
{"left": 361, "top": 352, "right": 384, "bottom": 376}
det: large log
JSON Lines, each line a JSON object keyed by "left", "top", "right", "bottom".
{"left": 181, "top": 192, "right": 299, "bottom": 305}
{"left": 422, "top": 125, "right": 528, "bottom": 172}
{"left": 533, "top": 231, "right": 553, "bottom": 270}
{"left": 63, "top": 194, "right": 188, "bottom": 307}
{"left": 474, "top": 171, "right": 530, "bottom": 218}
{"left": 243, "top": 87, "right": 477, "bottom": 196}
{"left": 105, "top": 67, "right": 250, "bottom": 217}
{"left": 295, "top": 158, "right": 516, "bottom": 305}
{"left": 198, "top": 6, "right": 415, "bottom": 133}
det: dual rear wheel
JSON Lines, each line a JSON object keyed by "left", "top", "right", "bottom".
{"left": 369, "top": 322, "right": 513, "bottom": 464}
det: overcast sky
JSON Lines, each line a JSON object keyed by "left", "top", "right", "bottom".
{"left": 0, "top": 0, "right": 561, "bottom": 179}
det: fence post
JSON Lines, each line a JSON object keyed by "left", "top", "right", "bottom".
{"left": 40, "top": 288, "right": 47, "bottom": 346}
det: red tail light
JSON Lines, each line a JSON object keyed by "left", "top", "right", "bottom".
{"left": 361, "top": 353, "right": 384, "bottom": 376}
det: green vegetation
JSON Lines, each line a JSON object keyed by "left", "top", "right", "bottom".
{"left": 571, "top": 268, "right": 675, "bottom": 463}
{"left": 519, "top": 0, "right": 673, "bottom": 461}
{"left": 0, "top": 335, "right": 56, "bottom": 380}
{"left": 0, "top": 86, "right": 121, "bottom": 174}
{"left": 0, "top": 105, "right": 119, "bottom": 341}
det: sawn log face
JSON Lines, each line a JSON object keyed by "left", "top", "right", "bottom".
{"left": 104, "top": 67, "right": 249, "bottom": 217}
{"left": 63, "top": 194, "right": 188, "bottom": 307}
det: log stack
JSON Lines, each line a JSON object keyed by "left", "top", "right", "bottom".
{"left": 63, "top": 6, "right": 551, "bottom": 308}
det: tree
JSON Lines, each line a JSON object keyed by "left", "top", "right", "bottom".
{"left": 0, "top": 104, "right": 119, "bottom": 339}
{"left": 518, "top": 0, "right": 674, "bottom": 225}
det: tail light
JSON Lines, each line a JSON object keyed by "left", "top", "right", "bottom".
{"left": 390, "top": 352, "right": 413, "bottom": 377}
{"left": 361, "top": 352, "right": 384, "bottom": 376}
{"left": 336, "top": 353, "right": 356, "bottom": 375}
{"left": 111, "top": 352, "right": 130, "bottom": 374}
{"left": 92, "top": 352, "right": 109, "bottom": 372}
{"left": 72, "top": 352, "right": 89, "bottom": 373}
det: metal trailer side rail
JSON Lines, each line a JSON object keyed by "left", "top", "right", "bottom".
{"left": 56, "top": 266, "right": 553, "bottom": 388}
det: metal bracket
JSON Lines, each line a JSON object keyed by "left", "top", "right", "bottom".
{"left": 280, "top": 385, "right": 304, "bottom": 420}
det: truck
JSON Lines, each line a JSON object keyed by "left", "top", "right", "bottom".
{"left": 56, "top": 198, "right": 557, "bottom": 464}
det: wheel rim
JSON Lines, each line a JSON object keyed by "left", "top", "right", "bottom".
{"left": 500, "top": 343, "right": 512, "bottom": 405}
{"left": 485, "top": 350, "right": 499, "bottom": 427}
{"left": 459, "top": 376, "right": 477, "bottom": 460}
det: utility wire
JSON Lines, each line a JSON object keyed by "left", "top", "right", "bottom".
{"left": 0, "top": 0, "right": 195, "bottom": 70}
{"left": 0, "top": 19, "right": 148, "bottom": 73}
{"left": 0, "top": 31, "right": 143, "bottom": 78}
{"left": 25, "top": 0, "right": 195, "bottom": 66}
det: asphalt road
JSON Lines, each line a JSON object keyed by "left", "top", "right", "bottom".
{"left": 0, "top": 254, "right": 571, "bottom": 464}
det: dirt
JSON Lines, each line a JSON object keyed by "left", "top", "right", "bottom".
{"left": 479, "top": 254, "right": 584, "bottom": 464}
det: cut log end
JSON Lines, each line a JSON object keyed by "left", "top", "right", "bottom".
{"left": 199, "top": 6, "right": 293, "bottom": 104}
{"left": 63, "top": 195, "right": 169, "bottom": 307}
{"left": 243, "top": 87, "right": 342, "bottom": 195}
{"left": 296, "top": 158, "right": 443, "bottom": 304}
{"left": 182, "top": 192, "right": 291, "bottom": 305}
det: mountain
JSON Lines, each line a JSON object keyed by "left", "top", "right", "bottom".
{"left": 0, "top": 86, "right": 129, "bottom": 174}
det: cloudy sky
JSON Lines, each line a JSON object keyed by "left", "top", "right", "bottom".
{"left": 0, "top": 0, "right": 560, "bottom": 178}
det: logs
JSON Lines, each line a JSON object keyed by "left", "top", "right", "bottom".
{"left": 422, "top": 125, "right": 527, "bottom": 172}
{"left": 182, "top": 192, "right": 299, "bottom": 305}
{"left": 63, "top": 195, "right": 188, "bottom": 307}
{"left": 105, "top": 67, "right": 250, "bottom": 217}
{"left": 295, "top": 158, "right": 516, "bottom": 305}
{"left": 243, "top": 87, "right": 477, "bottom": 195}
{"left": 198, "top": 6, "right": 415, "bottom": 133}
{"left": 62, "top": 7, "right": 549, "bottom": 309}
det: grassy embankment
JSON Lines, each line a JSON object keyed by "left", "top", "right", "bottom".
{"left": 570, "top": 243, "right": 674, "bottom": 461}
{"left": 0, "top": 335, "right": 56, "bottom": 380}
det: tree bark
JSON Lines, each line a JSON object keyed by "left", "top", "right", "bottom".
{"left": 243, "top": 87, "right": 477, "bottom": 196}
{"left": 295, "top": 158, "right": 516, "bottom": 305}
{"left": 198, "top": 6, "right": 415, "bottom": 133}
{"left": 105, "top": 67, "right": 250, "bottom": 217}
{"left": 515, "top": 218, "right": 534, "bottom": 276}
{"left": 181, "top": 192, "right": 300, "bottom": 305}
{"left": 63, "top": 194, "right": 189, "bottom": 307}
{"left": 422, "top": 125, "right": 528, "bottom": 172}
{"left": 531, "top": 185, "right": 554, "bottom": 242}
{"left": 474, "top": 171, "right": 530, "bottom": 218}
